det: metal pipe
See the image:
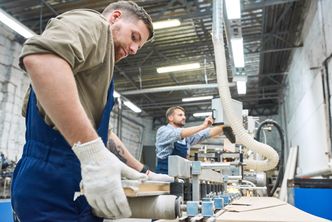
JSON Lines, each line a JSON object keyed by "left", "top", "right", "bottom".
{"left": 229, "top": 186, "right": 267, "bottom": 190}
{"left": 297, "top": 165, "right": 332, "bottom": 177}
{"left": 227, "top": 176, "right": 242, "bottom": 180}
{"left": 201, "top": 162, "right": 231, "bottom": 169}
{"left": 121, "top": 83, "right": 235, "bottom": 95}
{"left": 192, "top": 175, "right": 200, "bottom": 201}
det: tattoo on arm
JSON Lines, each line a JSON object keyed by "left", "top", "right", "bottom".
{"left": 108, "top": 139, "right": 128, "bottom": 164}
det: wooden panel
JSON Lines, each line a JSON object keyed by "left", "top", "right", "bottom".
{"left": 123, "top": 181, "right": 170, "bottom": 197}
{"left": 217, "top": 197, "right": 330, "bottom": 222}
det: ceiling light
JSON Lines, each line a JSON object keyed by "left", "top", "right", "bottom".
{"left": 225, "top": 0, "right": 241, "bottom": 20}
{"left": 236, "top": 80, "right": 247, "bottom": 95}
{"left": 193, "top": 112, "right": 212, "bottom": 117}
{"left": 123, "top": 100, "right": 142, "bottom": 113}
{"left": 153, "top": 19, "right": 181, "bottom": 30}
{"left": 182, "top": 96, "right": 213, "bottom": 102}
{"left": 113, "top": 90, "right": 120, "bottom": 98}
{"left": 157, "top": 63, "right": 200, "bottom": 73}
{"left": 0, "top": 8, "right": 35, "bottom": 38}
{"left": 231, "top": 38, "right": 245, "bottom": 68}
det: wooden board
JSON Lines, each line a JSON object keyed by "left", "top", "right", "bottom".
{"left": 224, "top": 197, "right": 286, "bottom": 212}
{"left": 217, "top": 197, "right": 330, "bottom": 222}
{"left": 123, "top": 180, "right": 170, "bottom": 197}
{"left": 279, "top": 146, "right": 298, "bottom": 202}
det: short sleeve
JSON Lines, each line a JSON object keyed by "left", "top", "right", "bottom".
{"left": 19, "top": 10, "right": 109, "bottom": 74}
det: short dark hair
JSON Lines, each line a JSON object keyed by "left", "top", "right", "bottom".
{"left": 102, "top": 1, "right": 154, "bottom": 41}
{"left": 166, "top": 106, "right": 185, "bottom": 122}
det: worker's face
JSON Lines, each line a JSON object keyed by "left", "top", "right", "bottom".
{"left": 109, "top": 10, "right": 150, "bottom": 62}
{"left": 170, "top": 109, "right": 186, "bottom": 127}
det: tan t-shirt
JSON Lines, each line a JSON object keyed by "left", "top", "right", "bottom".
{"left": 20, "top": 9, "right": 114, "bottom": 129}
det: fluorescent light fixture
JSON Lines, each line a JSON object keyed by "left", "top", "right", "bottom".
{"left": 236, "top": 80, "right": 247, "bottom": 94}
{"left": 0, "top": 8, "right": 35, "bottom": 38}
{"left": 193, "top": 112, "right": 212, "bottom": 117}
{"left": 182, "top": 96, "right": 213, "bottom": 102}
{"left": 225, "top": 0, "right": 241, "bottom": 20}
{"left": 231, "top": 38, "right": 245, "bottom": 68}
{"left": 123, "top": 100, "right": 142, "bottom": 113}
{"left": 157, "top": 63, "right": 200, "bottom": 73}
{"left": 153, "top": 19, "right": 181, "bottom": 30}
{"left": 113, "top": 90, "right": 120, "bottom": 98}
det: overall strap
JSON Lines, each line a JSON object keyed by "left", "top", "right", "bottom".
{"left": 25, "top": 79, "right": 115, "bottom": 148}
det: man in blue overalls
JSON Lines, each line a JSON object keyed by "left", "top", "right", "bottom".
{"left": 11, "top": 1, "right": 171, "bottom": 222}
{"left": 155, "top": 106, "right": 233, "bottom": 174}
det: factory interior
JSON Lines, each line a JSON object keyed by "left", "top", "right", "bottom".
{"left": 0, "top": 0, "right": 332, "bottom": 221}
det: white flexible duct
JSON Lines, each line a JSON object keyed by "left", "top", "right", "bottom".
{"left": 212, "top": 0, "right": 279, "bottom": 171}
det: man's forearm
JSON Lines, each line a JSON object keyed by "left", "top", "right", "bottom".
{"left": 209, "top": 125, "right": 224, "bottom": 137}
{"left": 180, "top": 124, "right": 207, "bottom": 138}
{"left": 108, "top": 132, "right": 143, "bottom": 171}
{"left": 23, "top": 54, "right": 98, "bottom": 146}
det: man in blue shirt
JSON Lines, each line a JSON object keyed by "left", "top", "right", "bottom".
{"left": 155, "top": 106, "right": 234, "bottom": 174}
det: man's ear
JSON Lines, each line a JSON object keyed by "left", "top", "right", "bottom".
{"left": 109, "top": 10, "right": 122, "bottom": 24}
{"left": 168, "top": 116, "right": 174, "bottom": 122}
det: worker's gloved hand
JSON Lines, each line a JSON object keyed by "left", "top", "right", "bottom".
{"left": 72, "top": 138, "right": 147, "bottom": 219}
{"left": 223, "top": 126, "right": 236, "bottom": 143}
{"left": 147, "top": 171, "right": 176, "bottom": 183}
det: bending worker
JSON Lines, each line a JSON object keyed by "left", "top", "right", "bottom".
{"left": 11, "top": 1, "right": 170, "bottom": 222}
{"left": 155, "top": 106, "right": 235, "bottom": 174}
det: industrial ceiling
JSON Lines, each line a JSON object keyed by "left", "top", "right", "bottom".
{"left": 0, "top": 0, "right": 309, "bottom": 124}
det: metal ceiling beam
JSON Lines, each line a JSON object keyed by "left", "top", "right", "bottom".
{"left": 246, "top": 45, "right": 302, "bottom": 54}
{"left": 151, "top": 0, "right": 211, "bottom": 21}
{"left": 247, "top": 72, "right": 287, "bottom": 78}
{"left": 140, "top": 101, "right": 211, "bottom": 109}
{"left": 270, "top": 3, "right": 294, "bottom": 34}
{"left": 121, "top": 83, "right": 225, "bottom": 95}
{"left": 114, "top": 66, "right": 159, "bottom": 107}
{"left": 249, "top": 106, "right": 279, "bottom": 116}
{"left": 260, "top": 45, "right": 303, "bottom": 54}
{"left": 40, "top": 0, "right": 58, "bottom": 16}
{"left": 243, "top": 0, "right": 300, "bottom": 11}
{"left": 137, "top": 94, "right": 281, "bottom": 110}
{"left": 243, "top": 31, "right": 290, "bottom": 39}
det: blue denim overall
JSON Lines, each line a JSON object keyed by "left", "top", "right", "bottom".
{"left": 11, "top": 80, "right": 114, "bottom": 222}
{"left": 155, "top": 141, "right": 188, "bottom": 174}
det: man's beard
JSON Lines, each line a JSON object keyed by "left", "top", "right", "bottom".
{"left": 174, "top": 122, "right": 185, "bottom": 127}
{"left": 114, "top": 46, "right": 123, "bottom": 62}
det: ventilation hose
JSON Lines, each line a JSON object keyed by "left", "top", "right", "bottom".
{"left": 212, "top": 0, "right": 279, "bottom": 171}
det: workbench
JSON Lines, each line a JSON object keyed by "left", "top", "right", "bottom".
{"left": 216, "top": 197, "right": 331, "bottom": 222}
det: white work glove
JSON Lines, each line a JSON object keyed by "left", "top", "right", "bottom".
{"left": 72, "top": 138, "right": 147, "bottom": 219}
{"left": 147, "top": 171, "right": 184, "bottom": 183}
{"left": 147, "top": 171, "right": 175, "bottom": 182}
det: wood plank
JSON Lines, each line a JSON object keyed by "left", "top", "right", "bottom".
{"left": 123, "top": 180, "right": 170, "bottom": 197}
{"left": 224, "top": 197, "right": 286, "bottom": 212}
{"left": 279, "top": 146, "right": 298, "bottom": 202}
{"left": 217, "top": 197, "right": 330, "bottom": 222}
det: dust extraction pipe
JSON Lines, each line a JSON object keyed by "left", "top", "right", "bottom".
{"left": 212, "top": 0, "right": 279, "bottom": 171}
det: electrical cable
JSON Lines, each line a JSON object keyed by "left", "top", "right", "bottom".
{"left": 255, "top": 119, "right": 285, "bottom": 196}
